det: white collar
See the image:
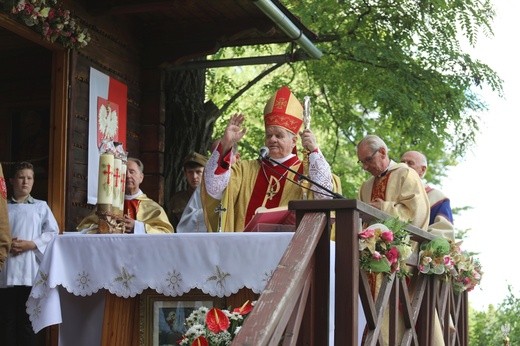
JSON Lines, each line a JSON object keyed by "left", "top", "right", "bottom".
{"left": 125, "top": 189, "right": 143, "bottom": 200}
{"left": 269, "top": 153, "right": 295, "bottom": 166}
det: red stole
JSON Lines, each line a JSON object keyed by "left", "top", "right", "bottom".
{"left": 124, "top": 199, "right": 140, "bottom": 219}
{"left": 370, "top": 171, "right": 392, "bottom": 202}
{"left": 367, "top": 171, "right": 392, "bottom": 297}
{"left": 245, "top": 156, "right": 302, "bottom": 225}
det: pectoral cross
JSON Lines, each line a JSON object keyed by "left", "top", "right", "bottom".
{"left": 262, "top": 175, "right": 281, "bottom": 207}
{"left": 269, "top": 175, "right": 282, "bottom": 198}
{"left": 214, "top": 202, "right": 227, "bottom": 233}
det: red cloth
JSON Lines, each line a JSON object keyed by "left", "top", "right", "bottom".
{"left": 124, "top": 199, "right": 140, "bottom": 219}
{"left": 370, "top": 171, "right": 392, "bottom": 201}
{"left": 245, "top": 156, "right": 302, "bottom": 225}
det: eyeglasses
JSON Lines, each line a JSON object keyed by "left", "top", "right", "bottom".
{"left": 358, "top": 149, "right": 380, "bottom": 165}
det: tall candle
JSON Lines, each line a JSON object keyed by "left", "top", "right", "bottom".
{"left": 97, "top": 152, "right": 114, "bottom": 205}
{"left": 119, "top": 162, "right": 127, "bottom": 212}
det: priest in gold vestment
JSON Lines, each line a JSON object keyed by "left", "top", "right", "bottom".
{"left": 77, "top": 157, "right": 173, "bottom": 234}
{"left": 357, "top": 135, "right": 430, "bottom": 230}
{"left": 357, "top": 135, "right": 447, "bottom": 346}
{"left": 202, "top": 86, "right": 339, "bottom": 232}
{"left": 400, "top": 150, "right": 455, "bottom": 240}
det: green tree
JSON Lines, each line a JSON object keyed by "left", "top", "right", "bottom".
{"left": 205, "top": 0, "right": 502, "bottom": 197}
{"left": 470, "top": 285, "right": 520, "bottom": 345}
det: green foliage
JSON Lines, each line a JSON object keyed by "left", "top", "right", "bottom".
{"left": 470, "top": 285, "right": 520, "bottom": 345}
{"left": 205, "top": 0, "right": 502, "bottom": 195}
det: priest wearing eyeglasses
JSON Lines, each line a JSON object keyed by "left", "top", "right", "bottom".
{"left": 357, "top": 138, "right": 444, "bottom": 345}
{"left": 356, "top": 134, "right": 430, "bottom": 231}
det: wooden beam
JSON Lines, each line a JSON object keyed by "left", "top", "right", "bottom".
{"left": 48, "top": 50, "right": 69, "bottom": 232}
{"left": 91, "top": 1, "right": 183, "bottom": 15}
{"left": 0, "top": 13, "right": 57, "bottom": 50}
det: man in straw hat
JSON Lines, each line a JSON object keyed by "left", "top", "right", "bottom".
{"left": 201, "top": 86, "right": 339, "bottom": 232}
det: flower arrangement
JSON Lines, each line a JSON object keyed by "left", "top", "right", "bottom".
{"left": 358, "top": 217, "right": 413, "bottom": 277}
{"left": 417, "top": 237, "right": 456, "bottom": 275}
{"left": 418, "top": 237, "right": 483, "bottom": 293}
{"left": 451, "top": 247, "right": 483, "bottom": 293}
{"left": 11, "top": 0, "right": 91, "bottom": 49}
{"left": 178, "top": 300, "right": 254, "bottom": 346}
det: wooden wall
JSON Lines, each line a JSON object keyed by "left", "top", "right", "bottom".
{"left": 64, "top": 6, "right": 166, "bottom": 230}
{"left": 0, "top": 28, "right": 52, "bottom": 201}
{"left": 1, "top": 3, "right": 171, "bottom": 231}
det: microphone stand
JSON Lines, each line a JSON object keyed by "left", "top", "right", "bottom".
{"left": 260, "top": 156, "right": 345, "bottom": 199}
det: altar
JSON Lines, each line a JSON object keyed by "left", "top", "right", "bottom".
{"left": 27, "top": 232, "right": 294, "bottom": 345}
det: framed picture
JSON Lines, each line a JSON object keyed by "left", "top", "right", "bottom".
{"left": 139, "top": 289, "right": 224, "bottom": 346}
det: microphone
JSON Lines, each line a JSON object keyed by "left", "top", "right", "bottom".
{"left": 259, "top": 147, "right": 344, "bottom": 199}
{"left": 259, "top": 146, "right": 270, "bottom": 159}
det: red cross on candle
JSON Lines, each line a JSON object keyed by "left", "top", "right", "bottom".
{"left": 103, "top": 164, "right": 112, "bottom": 185}
{"left": 113, "top": 168, "right": 120, "bottom": 188}
{"left": 121, "top": 173, "right": 126, "bottom": 191}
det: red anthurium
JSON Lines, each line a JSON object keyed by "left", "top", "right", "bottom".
{"left": 233, "top": 300, "right": 253, "bottom": 315}
{"left": 206, "top": 307, "right": 230, "bottom": 333}
{"left": 190, "top": 336, "right": 208, "bottom": 346}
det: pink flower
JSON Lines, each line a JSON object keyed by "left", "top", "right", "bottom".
{"left": 11, "top": 0, "right": 91, "bottom": 49}
{"left": 372, "top": 251, "right": 382, "bottom": 260}
{"left": 380, "top": 230, "right": 394, "bottom": 242}
{"left": 359, "top": 228, "right": 375, "bottom": 239}
{"left": 386, "top": 247, "right": 400, "bottom": 264}
{"left": 443, "top": 255, "right": 454, "bottom": 267}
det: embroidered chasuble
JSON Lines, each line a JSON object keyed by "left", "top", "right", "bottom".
{"left": 245, "top": 156, "right": 302, "bottom": 225}
{"left": 202, "top": 156, "right": 307, "bottom": 232}
{"left": 202, "top": 86, "right": 341, "bottom": 233}
{"left": 77, "top": 193, "right": 173, "bottom": 234}
{"left": 358, "top": 161, "right": 430, "bottom": 231}
{"left": 367, "top": 172, "right": 392, "bottom": 298}
{"left": 359, "top": 163, "right": 442, "bottom": 345}
{"left": 370, "top": 172, "right": 391, "bottom": 202}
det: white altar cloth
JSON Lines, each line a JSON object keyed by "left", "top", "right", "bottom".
{"left": 26, "top": 232, "right": 294, "bottom": 336}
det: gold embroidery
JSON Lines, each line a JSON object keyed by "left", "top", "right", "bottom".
{"left": 261, "top": 164, "right": 289, "bottom": 207}
{"left": 266, "top": 175, "right": 281, "bottom": 200}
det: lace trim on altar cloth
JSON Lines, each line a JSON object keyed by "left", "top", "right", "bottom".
{"left": 26, "top": 233, "right": 293, "bottom": 333}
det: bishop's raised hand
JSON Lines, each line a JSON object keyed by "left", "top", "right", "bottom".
{"left": 221, "top": 113, "right": 247, "bottom": 154}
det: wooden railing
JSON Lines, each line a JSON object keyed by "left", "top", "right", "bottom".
{"left": 232, "top": 199, "right": 468, "bottom": 346}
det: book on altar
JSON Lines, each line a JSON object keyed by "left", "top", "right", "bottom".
{"left": 243, "top": 206, "right": 296, "bottom": 232}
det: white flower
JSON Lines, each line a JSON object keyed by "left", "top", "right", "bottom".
{"left": 184, "top": 324, "right": 205, "bottom": 339}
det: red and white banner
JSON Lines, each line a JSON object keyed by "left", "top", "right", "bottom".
{"left": 88, "top": 67, "right": 127, "bottom": 205}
